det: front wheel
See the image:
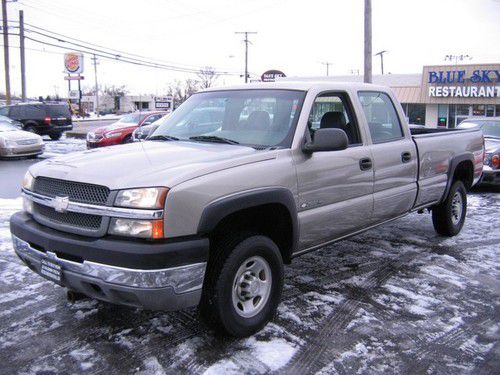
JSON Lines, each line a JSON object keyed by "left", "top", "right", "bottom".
{"left": 432, "top": 180, "right": 467, "bottom": 236}
{"left": 49, "top": 133, "right": 62, "bottom": 141}
{"left": 199, "top": 234, "right": 284, "bottom": 337}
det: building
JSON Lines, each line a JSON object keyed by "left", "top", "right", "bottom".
{"left": 80, "top": 94, "right": 173, "bottom": 114}
{"left": 284, "top": 63, "right": 500, "bottom": 128}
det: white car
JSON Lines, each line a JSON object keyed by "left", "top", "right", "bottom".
{"left": 0, "top": 118, "right": 44, "bottom": 158}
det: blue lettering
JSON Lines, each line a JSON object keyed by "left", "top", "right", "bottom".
{"left": 445, "top": 71, "right": 456, "bottom": 83}
{"left": 493, "top": 70, "right": 500, "bottom": 83}
{"left": 481, "top": 70, "right": 492, "bottom": 83}
{"left": 470, "top": 70, "right": 482, "bottom": 83}
{"left": 457, "top": 70, "right": 466, "bottom": 83}
{"left": 428, "top": 71, "right": 440, "bottom": 83}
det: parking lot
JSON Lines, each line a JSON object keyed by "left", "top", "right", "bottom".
{"left": 0, "top": 145, "right": 498, "bottom": 374}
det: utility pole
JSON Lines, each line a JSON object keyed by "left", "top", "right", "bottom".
{"left": 19, "top": 9, "right": 26, "bottom": 101}
{"left": 363, "top": 0, "right": 372, "bottom": 83}
{"left": 2, "top": 0, "right": 11, "bottom": 104}
{"left": 319, "top": 61, "right": 333, "bottom": 76}
{"left": 91, "top": 54, "right": 99, "bottom": 115}
{"left": 375, "top": 50, "right": 387, "bottom": 75}
{"left": 235, "top": 31, "right": 257, "bottom": 83}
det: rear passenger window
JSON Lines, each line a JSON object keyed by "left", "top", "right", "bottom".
{"left": 358, "top": 91, "right": 404, "bottom": 143}
{"left": 308, "top": 92, "right": 361, "bottom": 145}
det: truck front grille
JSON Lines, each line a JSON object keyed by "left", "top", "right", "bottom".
{"left": 34, "top": 177, "right": 110, "bottom": 205}
{"left": 34, "top": 203, "right": 102, "bottom": 230}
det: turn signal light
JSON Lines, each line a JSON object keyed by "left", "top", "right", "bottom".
{"left": 151, "top": 220, "right": 164, "bottom": 239}
{"left": 492, "top": 154, "right": 500, "bottom": 169}
{"left": 44, "top": 117, "right": 51, "bottom": 125}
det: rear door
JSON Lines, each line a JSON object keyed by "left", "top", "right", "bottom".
{"left": 357, "top": 91, "right": 418, "bottom": 222}
{"left": 295, "top": 91, "right": 374, "bottom": 250}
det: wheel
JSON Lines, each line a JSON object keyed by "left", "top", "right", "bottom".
{"left": 49, "top": 133, "right": 62, "bottom": 141}
{"left": 432, "top": 180, "right": 467, "bottom": 236}
{"left": 199, "top": 233, "right": 284, "bottom": 337}
{"left": 25, "top": 126, "right": 37, "bottom": 134}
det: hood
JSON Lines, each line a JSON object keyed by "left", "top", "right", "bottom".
{"left": 94, "top": 121, "right": 136, "bottom": 134}
{"left": 485, "top": 138, "right": 500, "bottom": 154}
{"left": 0, "top": 129, "right": 42, "bottom": 141}
{"left": 30, "top": 141, "right": 276, "bottom": 189}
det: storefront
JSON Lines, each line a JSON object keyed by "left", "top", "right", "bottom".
{"left": 393, "top": 63, "right": 500, "bottom": 127}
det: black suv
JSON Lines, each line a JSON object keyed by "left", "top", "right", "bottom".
{"left": 0, "top": 103, "right": 73, "bottom": 140}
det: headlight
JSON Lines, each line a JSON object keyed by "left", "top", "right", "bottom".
{"left": 23, "top": 171, "right": 35, "bottom": 190}
{"left": 105, "top": 132, "right": 122, "bottom": 139}
{"left": 492, "top": 154, "right": 500, "bottom": 169}
{"left": 114, "top": 187, "right": 168, "bottom": 209}
{"left": 108, "top": 218, "right": 163, "bottom": 239}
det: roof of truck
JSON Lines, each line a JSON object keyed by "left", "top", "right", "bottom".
{"left": 202, "top": 81, "right": 392, "bottom": 93}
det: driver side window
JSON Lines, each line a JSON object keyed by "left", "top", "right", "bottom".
{"left": 308, "top": 93, "right": 361, "bottom": 145}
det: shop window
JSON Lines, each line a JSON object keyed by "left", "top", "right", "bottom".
{"left": 455, "top": 105, "right": 470, "bottom": 116}
{"left": 472, "top": 105, "right": 485, "bottom": 116}
{"left": 486, "top": 105, "right": 495, "bottom": 117}
{"left": 407, "top": 104, "right": 426, "bottom": 125}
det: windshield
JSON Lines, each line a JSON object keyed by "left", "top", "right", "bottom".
{"left": 47, "top": 105, "right": 71, "bottom": 117}
{"left": 459, "top": 120, "right": 500, "bottom": 138}
{"left": 120, "top": 113, "right": 142, "bottom": 124}
{"left": 0, "top": 122, "right": 17, "bottom": 132}
{"left": 150, "top": 89, "right": 305, "bottom": 148}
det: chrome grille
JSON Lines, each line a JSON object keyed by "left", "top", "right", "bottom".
{"left": 34, "top": 177, "right": 110, "bottom": 205}
{"left": 34, "top": 203, "right": 102, "bottom": 229}
{"left": 16, "top": 139, "right": 39, "bottom": 145}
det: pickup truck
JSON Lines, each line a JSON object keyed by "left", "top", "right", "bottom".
{"left": 10, "top": 82, "right": 484, "bottom": 337}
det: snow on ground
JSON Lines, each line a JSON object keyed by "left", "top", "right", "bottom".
{"left": 40, "top": 135, "right": 86, "bottom": 158}
{"left": 0, "top": 190, "right": 498, "bottom": 374}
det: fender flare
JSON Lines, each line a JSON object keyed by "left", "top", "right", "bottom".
{"left": 197, "top": 187, "right": 299, "bottom": 258}
{"left": 440, "top": 153, "right": 474, "bottom": 203}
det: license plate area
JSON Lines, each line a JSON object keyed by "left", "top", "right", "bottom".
{"left": 40, "top": 259, "right": 62, "bottom": 283}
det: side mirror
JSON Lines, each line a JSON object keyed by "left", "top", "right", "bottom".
{"left": 302, "top": 128, "right": 349, "bottom": 153}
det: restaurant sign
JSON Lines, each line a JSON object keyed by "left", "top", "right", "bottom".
{"left": 428, "top": 69, "right": 500, "bottom": 98}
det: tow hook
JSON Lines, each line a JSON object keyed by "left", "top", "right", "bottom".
{"left": 66, "top": 290, "right": 89, "bottom": 303}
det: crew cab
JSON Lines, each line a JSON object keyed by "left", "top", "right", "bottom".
{"left": 86, "top": 111, "right": 169, "bottom": 148}
{"left": 10, "top": 82, "right": 484, "bottom": 337}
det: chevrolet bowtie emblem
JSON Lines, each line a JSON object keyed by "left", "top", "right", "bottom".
{"left": 53, "top": 196, "right": 70, "bottom": 213}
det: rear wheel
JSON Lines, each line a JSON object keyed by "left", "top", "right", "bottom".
{"left": 432, "top": 180, "right": 467, "bottom": 236}
{"left": 199, "top": 233, "right": 284, "bottom": 337}
{"left": 25, "top": 126, "right": 37, "bottom": 134}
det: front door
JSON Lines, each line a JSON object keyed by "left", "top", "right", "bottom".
{"left": 295, "top": 92, "right": 374, "bottom": 251}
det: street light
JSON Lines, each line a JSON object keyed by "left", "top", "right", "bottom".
{"left": 375, "top": 50, "right": 388, "bottom": 75}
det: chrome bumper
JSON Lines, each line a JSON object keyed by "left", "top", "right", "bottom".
{"left": 12, "top": 235, "right": 207, "bottom": 310}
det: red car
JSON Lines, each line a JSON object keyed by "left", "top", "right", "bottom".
{"left": 86, "top": 111, "right": 169, "bottom": 148}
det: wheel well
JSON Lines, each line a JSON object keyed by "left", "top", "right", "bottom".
{"left": 453, "top": 160, "right": 474, "bottom": 190}
{"left": 210, "top": 204, "right": 294, "bottom": 264}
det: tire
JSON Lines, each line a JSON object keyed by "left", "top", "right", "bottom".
{"left": 25, "top": 126, "right": 37, "bottom": 134}
{"left": 432, "top": 180, "right": 467, "bottom": 236}
{"left": 49, "top": 133, "right": 62, "bottom": 141}
{"left": 199, "top": 233, "right": 284, "bottom": 337}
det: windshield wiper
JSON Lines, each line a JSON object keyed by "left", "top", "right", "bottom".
{"left": 148, "top": 135, "right": 179, "bottom": 141}
{"left": 189, "top": 135, "right": 240, "bottom": 145}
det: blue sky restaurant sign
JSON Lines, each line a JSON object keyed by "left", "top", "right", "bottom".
{"left": 428, "top": 69, "right": 500, "bottom": 98}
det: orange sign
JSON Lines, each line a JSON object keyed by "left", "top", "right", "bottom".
{"left": 64, "top": 52, "right": 84, "bottom": 74}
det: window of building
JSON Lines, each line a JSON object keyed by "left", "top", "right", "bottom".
{"left": 486, "top": 105, "right": 495, "bottom": 117}
{"left": 358, "top": 91, "right": 404, "bottom": 143}
{"left": 408, "top": 104, "right": 426, "bottom": 125}
{"left": 472, "top": 105, "right": 485, "bottom": 116}
{"left": 308, "top": 92, "right": 361, "bottom": 145}
{"left": 455, "top": 105, "right": 470, "bottom": 116}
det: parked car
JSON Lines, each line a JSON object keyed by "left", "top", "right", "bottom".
{"left": 11, "top": 82, "right": 484, "bottom": 337}
{"left": 0, "top": 103, "right": 73, "bottom": 140}
{"left": 86, "top": 111, "right": 169, "bottom": 148}
{"left": 0, "top": 120, "right": 44, "bottom": 158}
{"left": 458, "top": 117, "right": 500, "bottom": 185}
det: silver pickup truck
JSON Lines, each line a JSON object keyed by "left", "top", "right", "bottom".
{"left": 10, "top": 82, "right": 484, "bottom": 337}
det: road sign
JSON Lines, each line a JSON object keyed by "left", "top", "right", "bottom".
{"left": 154, "top": 96, "right": 173, "bottom": 109}
{"left": 68, "top": 90, "right": 80, "bottom": 99}
{"left": 261, "top": 70, "right": 286, "bottom": 82}
{"left": 64, "top": 52, "right": 84, "bottom": 74}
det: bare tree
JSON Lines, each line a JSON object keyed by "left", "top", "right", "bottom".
{"left": 197, "top": 66, "right": 220, "bottom": 89}
{"left": 103, "top": 85, "right": 128, "bottom": 97}
{"left": 166, "top": 79, "right": 200, "bottom": 108}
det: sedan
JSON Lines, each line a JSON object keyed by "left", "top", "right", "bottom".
{"left": 86, "top": 111, "right": 169, "bottom": 148}
{"left": 0, "top": 120, "right": 44, "bottom": 158}
{"left": 458, "top": 117, "right": 500, "bottom": 186}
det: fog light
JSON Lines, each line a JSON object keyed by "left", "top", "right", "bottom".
{"left": 108, "top": 218, "right": 163, "bottom": 239}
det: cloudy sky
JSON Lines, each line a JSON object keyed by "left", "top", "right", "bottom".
{"left": 1, "top": 0, "right": 500, "bottom": 97}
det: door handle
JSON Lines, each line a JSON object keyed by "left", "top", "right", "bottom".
{"left": 359, "top": 157, "right": 372, "bottom": 171}
{"left": 401, "top": 152, "right": 412, "bottom": 163}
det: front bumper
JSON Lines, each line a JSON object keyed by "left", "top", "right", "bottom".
{"left": 0, "top": 144, "right": 44, "bottom": 157}
{"left": 10, "top": 211, "right": 209, "bottom": 310}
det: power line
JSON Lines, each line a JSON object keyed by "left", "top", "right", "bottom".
{"left": 235, "top": 31, "right": 257, "bottom": 83}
